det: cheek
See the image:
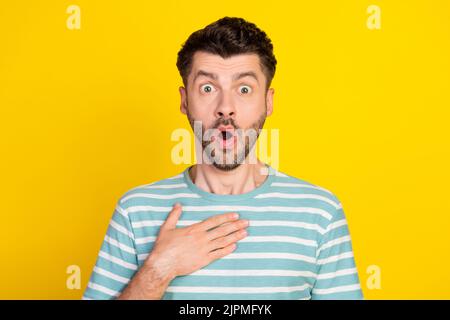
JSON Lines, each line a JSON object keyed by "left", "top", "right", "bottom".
{"left": 187, "top": 104, "right": 214, "bottom": 126}
{"left": 188, "top": 93, "right": 217, "bottom": 114}
{"left": 237, "top": 98, "right": 266, "bottom": 124}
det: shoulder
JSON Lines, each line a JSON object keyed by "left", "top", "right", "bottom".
{"left": 271, "top": 169, "right": 338, "bottom": 197}
{"left": 268, "top": 168, "right": 344, "bottom": 223}
{"left": 115, "top": 170, "right": 188, "bottom": 210}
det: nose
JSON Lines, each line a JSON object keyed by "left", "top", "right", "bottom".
{"left": 214, "top": 91, "right": 236, "bottom": 119}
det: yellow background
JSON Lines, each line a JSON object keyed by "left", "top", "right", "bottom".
{"left": 1, "top": 0, "right": 449, "bottom": 299}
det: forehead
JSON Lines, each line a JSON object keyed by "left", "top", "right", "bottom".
{"left": 189, "top": 51, "right": 263, "bottom": 80}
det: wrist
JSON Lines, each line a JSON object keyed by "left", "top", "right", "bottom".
{"left": 144, "top": 253, "right": 176, "bottom": 283}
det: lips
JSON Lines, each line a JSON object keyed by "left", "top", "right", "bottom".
{"left": 220, "top": 130, "right": 233, "bottom": 140}
{"left": 215, "top": 126, "right": 236, "bottom": 149}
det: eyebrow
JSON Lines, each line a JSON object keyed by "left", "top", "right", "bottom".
{"left": 192, "top": 70, "right": 259, "bottom": 84}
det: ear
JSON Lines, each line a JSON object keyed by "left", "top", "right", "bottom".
{"left": 266, "top": 87, "right": 274, "bottom": 117}
{"left": 179, "top": 86, "right": 188, "bottom": 115}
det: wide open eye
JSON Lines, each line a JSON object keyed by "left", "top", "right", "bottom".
{"left": 239, "top": 85, "right": 252, "bottom": 94}
{"left": 200, "top": 84, "right": 216, "bottom": 93}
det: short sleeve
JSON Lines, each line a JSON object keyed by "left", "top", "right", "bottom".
{"left": 82, "top": 203, "right": 139, "bottom": 300}
{"left": 311, "top": 201, "right": 364, "bottom": 300}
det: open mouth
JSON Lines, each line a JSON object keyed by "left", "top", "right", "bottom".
{"left": 221, "top": 130, "right": 233, "bottom": 141}
{"left": 216, "top": 128, "right": 236, "bottom": 149}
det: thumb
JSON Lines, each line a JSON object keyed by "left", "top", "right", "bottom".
{"left": 161, "top": 202, "right": 183, "bottom": 230}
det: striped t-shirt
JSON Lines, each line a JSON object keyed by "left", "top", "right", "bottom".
{"left": 83, "top": 165, "right": 363, "bottom": 300}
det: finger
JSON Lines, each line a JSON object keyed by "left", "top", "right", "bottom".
{"left": 205, "top": 220, "right": 233, "bottom": 231}
{"left": 160, "top": 203, "right": 183, "bottom": 231}
{"left": 207, "top": 219, "right": 249, "bottom": 241}
{"left": 209, "top": 229, "right": 247, "bottom": 250}
{"left": 197, "top": 212, "right": 239, "bottom": 232}
{"left": 208, "top": 243, "right": 237, "bottom": 261}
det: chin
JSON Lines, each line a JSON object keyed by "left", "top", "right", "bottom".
{"left": 212, "top": 162, "right": 242, "bottom": 171}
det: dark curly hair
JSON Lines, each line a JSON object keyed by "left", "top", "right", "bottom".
{"left": 176, "top": 17, "right": 277, "bottom": 91}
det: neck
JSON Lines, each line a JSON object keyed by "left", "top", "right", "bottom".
{"left": 188, "top": 160, "right": 269, "bottom": 195}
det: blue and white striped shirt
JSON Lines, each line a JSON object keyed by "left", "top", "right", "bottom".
{"left": 83, "top": 165, "right": 363, "bottom": 300}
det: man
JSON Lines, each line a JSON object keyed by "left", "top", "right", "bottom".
{"left": 83, "top": 17, "right": 363, "bottom": 300}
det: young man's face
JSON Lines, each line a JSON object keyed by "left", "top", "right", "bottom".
{"left": 179, "top": 51, "right": 274, "bottom": 171}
